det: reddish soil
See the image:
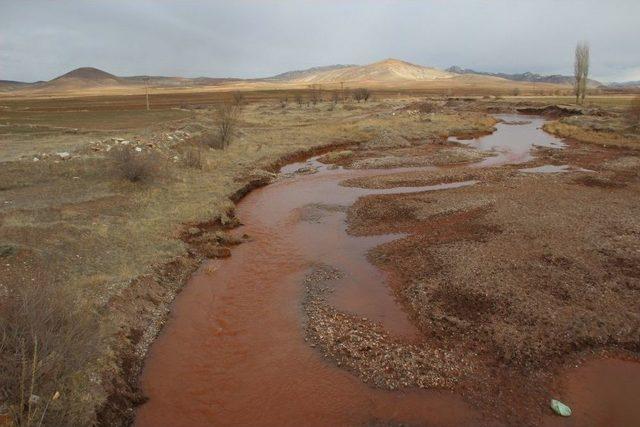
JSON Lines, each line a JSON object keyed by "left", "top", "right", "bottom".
{"left": 134, "top": 115, "right": 640, "bottom": 426}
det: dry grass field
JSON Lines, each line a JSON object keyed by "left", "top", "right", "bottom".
{"left": 0, "top": 83, "right": 638, "bottom": 425}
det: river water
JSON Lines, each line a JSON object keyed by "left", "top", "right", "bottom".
{"left": 135, "top": 116, "right": 640, "bottom": 426}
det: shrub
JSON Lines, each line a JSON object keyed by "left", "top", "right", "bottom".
{"left": 110, "top": 146, "right": 160, "bottom": 182}
{"left": 0, "top": 280, "right": 102, "bottom": 426}
{"left": 295, "top": 94, "right": 303, "bottom": 107}
{"left": 353, "top": 88, "right": 371, "bottom": 102}
{"left": 232, "top": 91, "right": 244, "bottom": 106}
{"left": 205, "top": 103, "right": 241, "bottom": 150}
{"left": 512, "top": 88, "right": 521, "bottom": 96}
{"left": 416, "top": 101, "right": 437, "bottom": 114}
{"left": 183, "top": 146, "right": 203, "bottom": 169}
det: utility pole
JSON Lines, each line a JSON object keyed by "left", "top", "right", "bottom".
{"left": 144, "top": 77, "right": 150, "bottom": 111}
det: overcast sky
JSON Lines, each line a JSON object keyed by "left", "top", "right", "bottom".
{"left": 1, "top": 0, "right": 639, "bottom": 83}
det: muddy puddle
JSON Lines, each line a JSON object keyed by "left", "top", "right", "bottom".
{"left": 135, "top": 116, "right": 640, "bottom": 426}
{"left": 519, "top": 164, "right": 593, "bottom": 174}
{"left": 451, "top": 114, "right": 565, "bottom": 166}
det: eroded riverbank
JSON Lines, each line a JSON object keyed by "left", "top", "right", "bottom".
{"left": 135, "top": 115, "right": 640, "bottom": 426}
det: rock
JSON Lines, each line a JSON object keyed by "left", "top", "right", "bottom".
{"left": 550, "top": 399, "right": 572, "bottom": 417}
{"left": 296, "top": 166, "right": 318, "bottom": 174}
{"left": 200, "top": 243, "right": 231, "bottom": 259}
{"left": 120, "top": 140, "right": 130, "bottom": 145}
{"left": 33, "top": 157, "right": 39, "bottom": 162}
{"left": 56, "top": 152, "right": 71, "bottom": 160}
{"left": 135, "top": 147, "right": 142, "bottom": 152}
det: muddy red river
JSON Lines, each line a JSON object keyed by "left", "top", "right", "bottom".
{"left": 135, "top": 116, "right": 640, "bottom": 426}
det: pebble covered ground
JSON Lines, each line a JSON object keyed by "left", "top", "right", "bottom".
{"left": 302, "top": 264, "right": 473, "bottom": 390}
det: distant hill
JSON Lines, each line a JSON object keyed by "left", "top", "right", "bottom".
{"left": 446, "top": 66, "right": 603, "bottom": 87}
{"left": 47, "top": 67, "right": 124, "bottom": 88}
{"left": 606, "top": 80, "right": 640, "bottom": 89}
{"left": 9, "top": 59, "right": 635, "bottom": 97}
{"left": 52, "top": 67, "right": 119, "bottom": 81}
{"left": 0, "top": 80, "right": 34, "bottom": 92}
{"left": 269, "top": 64, "right": 356, "bottom": 81}
{"left": 276, "top": 59, "right": 454, "bottom": 84}
{"left": 1, "top": 67, "right": 244, "bottom": 95}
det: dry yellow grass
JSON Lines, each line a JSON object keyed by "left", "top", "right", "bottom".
{"left": 544, "top": 121, "right": 640, "bottom": 149}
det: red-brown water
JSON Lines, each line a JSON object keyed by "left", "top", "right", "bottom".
{"left": 135, "top": 164, "right": 486, "bottom": 427}
{"left": 542, "top": 359, "right": 640, "bottom": 427}
{"left": 452, "top": 115, "right": 565, "bottom": 167}
{"left": 135, "top": 117, "right": 640, "bottom": 426}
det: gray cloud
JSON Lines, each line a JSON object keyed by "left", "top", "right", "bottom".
{"left": 1, "top": 0, "right": 638, "bottom": 83}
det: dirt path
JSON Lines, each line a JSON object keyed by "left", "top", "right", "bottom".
{"left": 135, "top": 115, "right": 640, "bottom": 426}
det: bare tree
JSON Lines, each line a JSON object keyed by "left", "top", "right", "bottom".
{"left": 332, "top": 90, "right": 340, "bottom": 104}
{"left": 295, "top": 93, "right": 303, "bottom": 107}
{"left": 309, "top": 84, "right": 322, "bottom": 105}
{"left": 353, "top": 88, "right": 371, "bottom": 103}
{"left": 232, "top": 91, "right": 244, "bottom": 106}
{"left": 574, "top": 41, "right": 590, "bottom": 105}
{"left": 204, "top": 101, "right": 241, "bottom": 149}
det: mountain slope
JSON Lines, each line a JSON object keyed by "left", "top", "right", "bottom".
{"left": 0, "top": 80, "right": 34, "bottom": 92}
{"left": 606, "top": 80, "right": 640, "bottom": 89}
{"left": 281, "top": 59, "right": 454, "bottom": 84}
{"left": 47, "top": 67, "right": 124, "bottom": 88}
{"left": 269, "top": 64, "right": 356, "bottom": 81}
{"left": 3, "top": 59, "right": 600, "bottom": 97}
